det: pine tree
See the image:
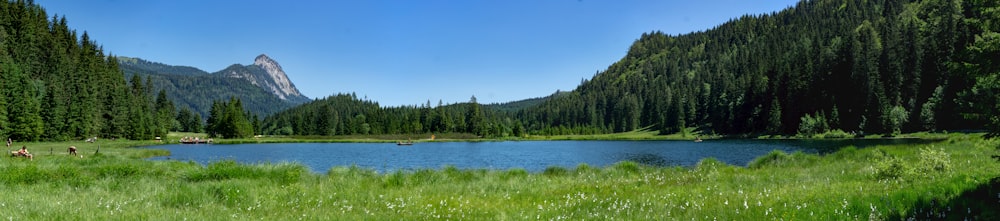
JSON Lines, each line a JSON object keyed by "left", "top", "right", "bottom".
{"left": 466, "top": 96, "right": 485, "bottom": 136}
{"left": 205, "top": 101, "right": 224, "bottom": 137}
{"left": 176, "top": 107, "right": 195, "bottom": 132}
{"left": 0, "top": 33, "right": 12, "bottom": 140}
{"left": 6, "top": 63, "right": 44, "bottom": 141}
{"left": 767, "top": 98, "right": 782, "bottom": 134}
{"left": 126, "top": 75, "right": 152, "bottom": 140}
{"left": 154, "top": 89, "right": 175, "bottom": 137}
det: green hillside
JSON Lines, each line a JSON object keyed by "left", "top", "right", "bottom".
{"left": 518, "top": 0, "right": 999, "bottom": 137}
{"left": 118, "top": 57, "right": 308, "bottom": 119}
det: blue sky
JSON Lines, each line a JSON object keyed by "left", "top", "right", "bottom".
{"left": 37, "top": 0, "right": 798, "bottom": 107}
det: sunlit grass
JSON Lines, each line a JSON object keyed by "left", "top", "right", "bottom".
{"left": 0, "top": 133, "right": 997, "bottom": 219}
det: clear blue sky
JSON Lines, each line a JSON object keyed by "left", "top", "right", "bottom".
{"left": 37, "top": 0, "right": 798, "bottom": 107}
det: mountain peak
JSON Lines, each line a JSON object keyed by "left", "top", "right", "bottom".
{"left": 220, "top": 54, "right": 308, "bottom": 102}
{"left": 254, "top": 54, "right": 275, "bottom": 65}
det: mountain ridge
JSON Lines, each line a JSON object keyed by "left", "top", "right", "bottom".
{"left": 118, "top": 55, "right": 311, "bottom": 118}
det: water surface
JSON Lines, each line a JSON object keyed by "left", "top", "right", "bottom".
{"left": 145, "top": 139, "right": 926, "bottom": 173}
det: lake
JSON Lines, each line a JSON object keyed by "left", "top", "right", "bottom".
{"left": 144, "top": 139, "right": 929, "bottom": 173}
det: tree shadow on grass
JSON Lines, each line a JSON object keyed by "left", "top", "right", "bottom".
{"left": 889, "top": 177, "right": 1000, "bottom": 220}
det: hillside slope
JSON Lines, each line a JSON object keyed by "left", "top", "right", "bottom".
{"left": 518, "top": 0, "right": 990, "bottom": 136}
{"left": 119, "top": 55, "right": 310, "bottom": 117}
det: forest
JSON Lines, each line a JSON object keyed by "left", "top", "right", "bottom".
{"left": 261, "top": 0, "right": 1000, "bottom": 138}
{"left": 516, "top": 0, "right": 1000, "bottom": 137}
{"left": 0, "top": 0, "right": 174, "bottom": 141}
{"left": 261, "top": 94, "right": 526, "bottom": 138}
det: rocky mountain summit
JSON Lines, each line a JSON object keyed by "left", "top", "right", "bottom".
{"left": 221, "top": 54, "right": 308, "bottom": 102}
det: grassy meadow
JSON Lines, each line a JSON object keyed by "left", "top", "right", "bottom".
{"left": 0, "top": 133, "right": 998, "bottom": 220}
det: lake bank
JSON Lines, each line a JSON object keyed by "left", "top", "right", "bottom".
{"left": 0, "top": 133, "right": 996, "bottom": 219}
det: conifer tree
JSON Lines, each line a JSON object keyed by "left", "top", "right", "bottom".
{"left": 154, "top": 89, "right": 175, "bottom": 137}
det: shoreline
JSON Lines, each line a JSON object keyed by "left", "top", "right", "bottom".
{"left": 162, "top": 131, "right": 958, "bottom": 145}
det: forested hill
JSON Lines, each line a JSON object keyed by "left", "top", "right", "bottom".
{"left": 118, "top": 56, "right": 311, "bottom": 118}
{"left": 258, "top": 0, "right": 999, "bottom": 138}
{"left": 0, "top": 0, "right": 177, "bottom": 141}
{"left": 118, "top": 56, "right": 208, "bottom": 76}
{"left": 518, "top": 0, "right": 1000, "bottom": 136}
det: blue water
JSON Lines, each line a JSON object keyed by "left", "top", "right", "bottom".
{"left": 144, "top": 139, "right": 928, "bottom": 173}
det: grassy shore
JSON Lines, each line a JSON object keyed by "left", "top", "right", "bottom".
{"left": 1, "top": 133, "right": 998, "bottom": 220}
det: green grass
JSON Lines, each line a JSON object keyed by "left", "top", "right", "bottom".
{"left": 0, "top": 133, "right": 997, "bottom": 219}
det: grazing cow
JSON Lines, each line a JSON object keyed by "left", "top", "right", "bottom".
{"left": 68, "top": 146, "right": 78, "bottom": 156}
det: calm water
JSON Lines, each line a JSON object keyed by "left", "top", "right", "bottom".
{"left": 144, "top": 139, "right": 930, "bottom": 173}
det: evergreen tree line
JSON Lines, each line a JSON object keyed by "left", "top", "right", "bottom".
{"left": 0, "top": 0, "right": 173, "bottom": 142}
{"left": 260, "top": 0, "right": 1000, "bottom": 138}
{"left": 517, "top": 0, "right": 998, "bottom": 137}
{"left": 261, "top": 94, "right": 525, "bottom": 138}
{"left": 204, "top": 97, "right": 259, "bottom": 139}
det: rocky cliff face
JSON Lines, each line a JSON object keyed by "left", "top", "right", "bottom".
{"left": 221, "top": 54, "right": 309, "bottom": 102}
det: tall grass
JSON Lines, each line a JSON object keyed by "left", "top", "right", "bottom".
{"left": 0, "top": 134, "right": 997, "bottom": 219}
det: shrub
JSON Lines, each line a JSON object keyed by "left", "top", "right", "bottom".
{"left": 543, "top": 166, "right": 568, "bottom": 176}
{"left": 822, "top": 129, "right": 853, "bottom": 139}
{"left": 501, "top": 168, "right": 528, "bottom": 180}
{"left": 917, "top": 147, "right": 951, "bottom": 173}
{"left": 873, "top": 156, "right": 912, "bottom": 180}
{"left": 748, "top": 150, "right": 789, "bottom": 169}
{"left": 612, "top": 161, "right": 640, "bottom": 174}
{"left": 574, "top": 163, "right": 593, "bottom": 173}
{"left": 443, "top": 165, "right": 477, "bottom": 181}
{"left": 382, "top": 171, "right": 406, "bottom": 188}
{"left": 264, "top": 163, "right": 307, "bottom": 184}
{"left": 830, "top": 146, "right": 860, "bottom": 160}
{"left": 798, "top": 112, "right": 829, "bottom": 137}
